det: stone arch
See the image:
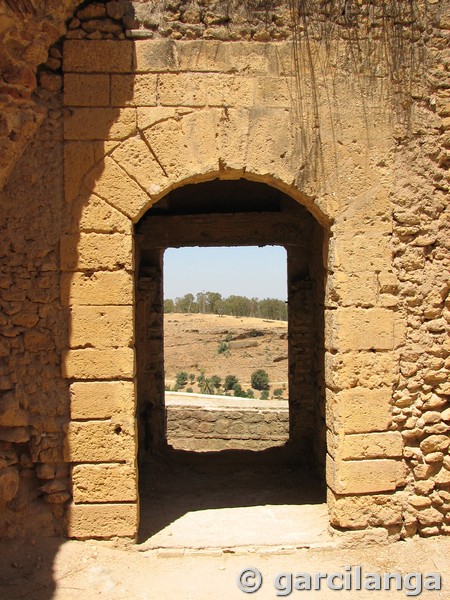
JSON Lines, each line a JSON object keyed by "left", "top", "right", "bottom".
{"left": 61, "top": 35, "right": 406, "bottom": 541}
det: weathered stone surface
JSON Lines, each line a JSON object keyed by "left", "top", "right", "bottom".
{"left": 72, "top": 463, "right": 137, "bottom": 503}
{"left": 64, "top": 74, "right": 110, "bottom": 107}
{"left": 329, "top": 490, "right": 403, "bottom": 529}
{"left": 325, "top": 308, "right": 399, "bottom": 352}
{"left": 64, "top": 420, "right": 135, "bottom": 462}
{"left": 64, "top": 40, "right": 133, "bottom": 73}
{"left": 60, "top": 233, "right": 133, "bottom": 271}
{"left": 327, "top": 388, "right": 393, "bottom": 434}
{"left": 0, "top": 467, "right": 19, "bottom": 504}
{"left": 67, "top": 503, "right": 138, "bottom": 538}
{"left": 70, "top": 381, "right": 135, "bottom": 419}
{"left": 64, "top": 108, "right": 136, "bottom": 141}
{"left": 335, "top": 432, "right": 403, "bottom": 460}
{"left": 111, "top": 74, "right": 157, "bottom": 107}
{"left": 69, "top": 305, "right": 133, "bottom": 349}
{"left": 85, "top": 156, "right": 151, "bottom": 219}
{"left": 62, "top": 348, "right": 135, "bottom": 380}
{"left": 61, "top": 270, "right": 133, "bottom": 306}
{"left": 327, "top": 455, "right": 406, "bottom": 494}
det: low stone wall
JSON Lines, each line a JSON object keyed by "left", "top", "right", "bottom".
{"left": 165, "top": 393, "right": 289, "bottom": 452}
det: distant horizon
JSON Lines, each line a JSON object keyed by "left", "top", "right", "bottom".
{"left": 163, "top": 246, "right": 288, "bottom": 301}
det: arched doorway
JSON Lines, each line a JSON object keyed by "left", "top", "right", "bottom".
{"left": 135, "top": 178, "right": 328, "bottom": 545}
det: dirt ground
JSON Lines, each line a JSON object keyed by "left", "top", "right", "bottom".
{"left": 1, "top": 535, "right": 449, "bottom": 600}
{"left": 164, "top": 313, "right": 288, "bottom": 392}
{"left": 2, "top": 455, "right": 449, "bottom": 600}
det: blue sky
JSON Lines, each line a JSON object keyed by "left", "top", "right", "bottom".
{"left": 164, "top": 246, "right": 287, "bottom": 300}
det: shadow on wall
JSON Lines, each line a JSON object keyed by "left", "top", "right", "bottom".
{"left": 0, "top": 1, "right": 137, "bottom": 598}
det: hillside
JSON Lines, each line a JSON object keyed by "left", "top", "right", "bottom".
{"left": 164, "top": 313, "right": 288, "bottom": 397}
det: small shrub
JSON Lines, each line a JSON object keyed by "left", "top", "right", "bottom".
{"left": 217, "top": 341, "right": 229, "bottom": 355}
{"left": 175, "top": 371, "right": 188, "bottom": 388}
{"left": 233, "top": 383, "right": 246, "bottom": 397}
{"left": 273, "top": 388, "right": 284, "bottom": 399}
{"left": 173, "top": 383, "right": 180, "bottom": 392}
{"left": 200, "top": 377, "right": 215, "bottom": 395}
{"left": 251, "top": 369, "right": 270, "bottom": 391}
{"left": 186, "top": 387, "right": 193, "bottom": 393}
{"left": 196, "top": 370, "right": 206, "bottom": 385}
{"left": 211, "top": 375, "right": 222, "bottom": 389}
{"left": 260, "top": 390, "right": 269, "bottom": 400}
{"left": 188, "top": 373, "right": 195, "bottom": 383}
{"left": 224, "top": 374, "right": 239, "bottom": 390}
{"left": 246, "top": 388, "right": 254, "bottom": 398}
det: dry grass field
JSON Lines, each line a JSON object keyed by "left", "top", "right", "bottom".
{"left": 164, "top": 313, "right": 288, "bottom": 396}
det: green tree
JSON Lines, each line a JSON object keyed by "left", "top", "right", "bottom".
{"left": 200, "top": 377, "right": 215, "bottom": 395}
{"left": 210, "top": 375, "right": 222, "bottom": 389}
{"left": 251, "top": 369, "right": 270, "bottom": 390}
{"left": 260, "top": 390, "right": 269, "bottom": 400}
{"left": 233, "top": 383, "right": 246, "bottom": 397}
{"left": 176, "top": 371, "right": 188, "bottom": 388}
{"left": 224, "top": 374, "right": 239, "bottom": 391}
{"left": 164, "top": 298, "right": 174, "bottom": 313}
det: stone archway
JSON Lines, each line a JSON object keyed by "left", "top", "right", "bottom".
{"left": 60, "top": 37, "right": 405, "bottom": 540}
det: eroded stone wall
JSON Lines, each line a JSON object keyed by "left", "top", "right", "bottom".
{"left": 165, "top": 394, "right": 289, "bottom": 452}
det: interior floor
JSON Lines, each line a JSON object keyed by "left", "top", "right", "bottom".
{"left": 138, "top": 450, "right": 330, "bottom": 549}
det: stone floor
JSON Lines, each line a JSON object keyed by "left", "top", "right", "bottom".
{"left": 138, "top": 451, "right": 330, "bottom": 549}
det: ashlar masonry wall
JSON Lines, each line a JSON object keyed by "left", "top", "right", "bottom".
{"left": 62, "top": 36, "right": 406, "bottom": 539}
{"left": 1, "top": 0, "right": 449, "bottom": 542}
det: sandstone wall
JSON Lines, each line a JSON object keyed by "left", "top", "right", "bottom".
{"left": 0, "top": 0, "right": 449, "bottom": 540}
{"left": 165, "top": 394, "right": 289, "bottom": 452}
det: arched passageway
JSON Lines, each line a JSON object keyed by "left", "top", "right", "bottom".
{"left": 135, "top": 178, "right": 328, "bottom": 546}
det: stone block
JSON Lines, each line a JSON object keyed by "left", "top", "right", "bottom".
{"left": 0, "top": 466, "right": 19, "bottom": 504}
{"left": 63, "top": 40, "right": 133, "bottom": 73}
{"left": 327, "top": 387, "right": 393, "bottom": 434}
{"left": 142, "top": 110, "right": 218, "bottom": 184}
{"left": 206, "top": 75, "right": 254, "bottom": 107}
{"left": 177, "top": 41, "right": 279, "bottom": 75}
{"left": 325, "top": 308, "right": 396, "bottom": 351}
{"left": 255, "top": 77, "right": 296, "bottom": 107}
{"left": 111, "top": 136, "right": 168, "bottom": 196}
{"left": 72, "top": 463, "right": 137, "bottom": 503}
{"left": 111, "top": 74, "right": 157, "bottom": 107}
{"left": 176, "top": 40, "right": 231, "bottom": 72}
{"left": 64, "top": 108, "right": 136, "bottom": 141}
{"left": 133, "top": 40, "right": 178, "bottom": 72}
{"left": 326, "top": 271, "right": 378, "bottom": 307}
{"left": 327, "top": 455, "right": 406, "bottom": 494}
{"left": 246, "top": 107, "right": 296, "bottom": 183}
{"left": 62, "top": 348, "right": 135, "bottom": 379}
{"left": 64, "top": 141, "right": 106, "bottom": 203}
{"left": 64, "top": 74, "right": 110, "bottom": 106}
{"left": 61, "top": 271, "right": 133, "bottom": 306}
{"left": 74, "top": 194, "right": 132, "bottom": 235}
{"left": 64, "top": 420, "right": 135, "bottom": 462}
{"left": 159, "top": 74, "right": 207, "bottom": 107}
{"left": 339, "top": 432, "right": 403, "bottom": 459}
{"left": 328, "top": 489, "right": 404, "bottom": 529}
{"left": 330, "top": 233, "right": 392, "bottom": 272}
{"left": 86, "top": 157, "right": 151, "bottom": 219}
{"left": 325, "top": 350, "right": 396, "bottom": 390}
{"left": 70, "top": 381, "right": 135, "bottom": 419}
{"left": 60, "top": 233, "right": 133, "bottom": 271}
{"left": 67, "top": 503, "right": 138, "bottom": 538}
{"left": 69, "top": 305, "right": 134, "bottom": 349}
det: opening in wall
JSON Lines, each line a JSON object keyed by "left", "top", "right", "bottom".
{"left": 134, "top": 179, "right": 327, "bottom": 546}
{"left": 163, "top": 245, "right": 289, "bottom": 453}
